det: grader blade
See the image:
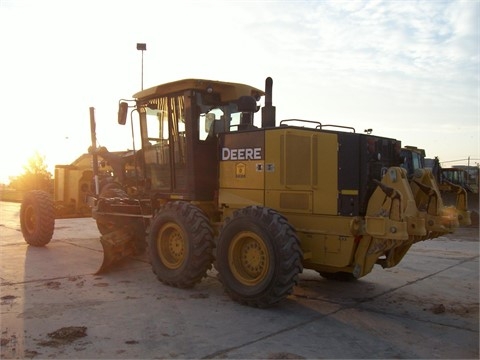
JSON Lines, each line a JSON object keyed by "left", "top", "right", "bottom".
{"left": 96, "top": 228, "right": 137, "bottom": 274}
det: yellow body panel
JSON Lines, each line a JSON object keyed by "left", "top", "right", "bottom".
{"left": 219, "top": 132, "right": 265, "bottom": 216}
{"left": 53, "top": 153, "right": 118, "bottom": 218}
{"left": 286, "top": 213, "right": 360, "bottom": 268}
{"left": 219, "top": 161, "right": 265, "bottom": 189}
{"left": 54, "top": 166, "right": 93, "bottom": 217}
{"left": 265, "top": 191, "right": 313, "bottom": 213}
{"left": 264, "top": 129, "right": 338, "bottom": 215}
{"left": 218, "top": 189, "right": 264, "bottom": 219}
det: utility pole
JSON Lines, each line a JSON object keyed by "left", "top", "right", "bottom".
{"left": 136, "top": 43, "right": 147, "bottom": 90}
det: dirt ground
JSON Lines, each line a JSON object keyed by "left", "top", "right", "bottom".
{"left": 1, "top": 201, "right": 478, "bottom": 359}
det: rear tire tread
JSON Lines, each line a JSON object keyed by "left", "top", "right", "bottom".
{"left": 216, "top": 206, "right": 303, "bottom": 308}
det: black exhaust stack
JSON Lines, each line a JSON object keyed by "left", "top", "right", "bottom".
{"left": 261, "top": 77, "right": 276, "bottom": 128}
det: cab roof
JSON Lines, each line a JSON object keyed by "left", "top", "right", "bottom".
{"left": 133, "top": 78, "right": 264, "bottom": 102}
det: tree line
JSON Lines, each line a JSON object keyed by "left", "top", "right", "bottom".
{"left": 7, "top": 152, "right": 53, "bottom": 192}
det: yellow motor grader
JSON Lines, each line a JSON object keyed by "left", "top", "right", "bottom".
{"left": 20, "top": 77, "right": 467, "bottom": 307}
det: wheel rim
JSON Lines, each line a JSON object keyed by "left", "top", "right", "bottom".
{"left": 24, "top": 204, "right": 36, "bottom": 234}
{"left": 156, "top": 222, "right": 186, "bottom": 270}
{"left": 228, "top": 231, "right": 269, "bottom": 286}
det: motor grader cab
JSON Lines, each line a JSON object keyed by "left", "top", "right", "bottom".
{"left": 20, "top": 77, "right": 463, "bottom": 307}
{"left": 400, "top": 146, "right": 471, "bottom": 227}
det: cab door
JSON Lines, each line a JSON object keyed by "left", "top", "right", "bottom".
{"left": 141, "top": 94, "right": 186, "bottom": 194}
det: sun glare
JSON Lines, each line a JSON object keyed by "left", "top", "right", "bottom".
{"left": 0, "top": 137, "right": 89, "bottom": 185}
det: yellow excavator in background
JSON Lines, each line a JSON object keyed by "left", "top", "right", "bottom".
{"left": 400, "top": 145, "right": 472, "bottom": 228}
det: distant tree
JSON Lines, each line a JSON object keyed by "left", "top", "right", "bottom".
{"left": 9, "top": 152, "right": 53, "bottom": 192}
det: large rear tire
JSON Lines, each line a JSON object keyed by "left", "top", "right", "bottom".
{"left": 20, "top": 190, "right": 55, "bottom": 246}
{"left": 149, "top": 201, "right": 214, "bottom": 288}
{"left": 216, "top": 206, "right": 303, "bottom": 308}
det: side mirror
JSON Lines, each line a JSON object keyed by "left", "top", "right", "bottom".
{"left": 204, "top": 113, "right": 215, "bottom": 133}
{"left": 118, "top": 102, "right": 128, "bottom": 125}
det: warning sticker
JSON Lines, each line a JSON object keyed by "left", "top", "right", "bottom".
{"left": 236, "top": 163, "right": 246, "bottom": 178}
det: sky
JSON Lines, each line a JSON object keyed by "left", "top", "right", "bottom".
{"left": 0, "top": 0, "right": 478, "bottom": 183}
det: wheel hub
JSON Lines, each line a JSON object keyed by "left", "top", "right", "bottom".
{"left": 24, "top": 205, "right": 36, "bottom": 234}
{"left": 229, "top": 231, "right": 269, "bottom": 286}
{"left": 157, "top": 223, "right": 186, "bottom": 269}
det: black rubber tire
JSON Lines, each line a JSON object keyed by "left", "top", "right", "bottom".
{"left": 149, "top": 201, "right": 214, "bottom": 288}
{"left": 216, "top": 206, "right": 303, "bottom": 308}
{"left": 20, "top": 190, "right": 55, "bottom": 246}
{"left": 319, "top": 271, "right": 357, "bottom": 282}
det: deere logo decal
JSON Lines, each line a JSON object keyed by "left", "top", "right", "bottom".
{"left": 221, "top": 147, "right": 262, "bottom": 161}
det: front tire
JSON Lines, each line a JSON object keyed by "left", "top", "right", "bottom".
{"left": 216, "top": 206, "right": 303, "bottom": 308}
{"left": 20, "top": 190, "right": 55, "bottom": 246}
{"left": 149, "top": 201, "right": 214, "bottom": 288}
